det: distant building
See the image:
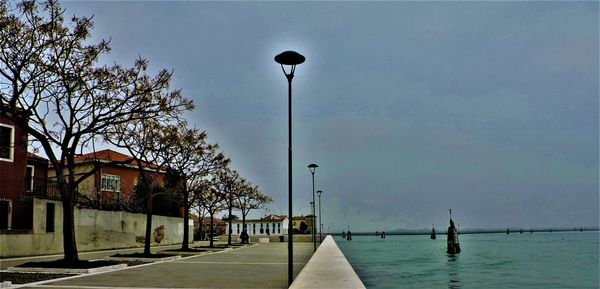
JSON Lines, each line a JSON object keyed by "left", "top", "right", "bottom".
{"left": 192, "top": 216, "right": 226, "bottom": 240}
{"left": 225, "top": 214, "right": 289, "bottom": 236}
{"left": 292, "top": 215, "right": 316, "bottom": 234}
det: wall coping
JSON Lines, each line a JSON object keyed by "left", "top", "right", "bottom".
{"left": 289, "top": 235, "right": 366, "bottom": 289}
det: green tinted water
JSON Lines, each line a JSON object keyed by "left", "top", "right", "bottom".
{"left": 336, "top": 231, "right": 599, "bottom": 289}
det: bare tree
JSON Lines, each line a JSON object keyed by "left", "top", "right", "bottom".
{"left": 107, "top": 120, "right": 187, "bottom": 256}
{"left": 0, "top": 1, "right": 192, "bottom": 263}
{"left": 192, "top": 205, "right": 208, "bottom": 242}
{"left": 195, "top": 178, "right": 227, "bottom": 248}
{"left": 168, "top": 128, "right": 229, "bottom": 250}
{"left": 235, "top": 182, "right": 273, "bottom": 236}
{"left": 213, "top": 168, "right": 244, "bottom": 245}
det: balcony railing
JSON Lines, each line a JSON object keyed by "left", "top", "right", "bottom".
{"left": 23, "top": 177, "right": 61, "bottom": 200}
{"left": 21, "top": 179, "right": 178, "bottom": 217}
{"left": 23, "top": 178, "right": 122, "bottom": 206}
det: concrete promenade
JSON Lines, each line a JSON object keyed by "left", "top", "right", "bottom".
{"left": 9, "top": 242, "right": 314, "bottom": 289}
{"left": 290, "top": 236, "right": 366, "bottom": 289}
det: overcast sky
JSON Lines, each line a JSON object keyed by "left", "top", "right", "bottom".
{"left": 61, "top": 1, "right": 598, "bottom": 231}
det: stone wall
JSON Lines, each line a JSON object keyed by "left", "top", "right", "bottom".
{"left": 0, "top": 198, "right": 193, "bottom": 257}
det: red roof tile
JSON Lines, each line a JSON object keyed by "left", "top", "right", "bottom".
{"left": 73, "top": 149, "right": 156, "bottom": 169}
{"left": 26, "top": 152, "right": 48, "bottom": 160}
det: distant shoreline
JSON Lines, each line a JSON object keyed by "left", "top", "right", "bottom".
{"left": 330, "top": 228, "right": 600, "bottom": 236}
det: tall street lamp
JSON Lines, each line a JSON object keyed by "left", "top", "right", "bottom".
{"left": 317, "top": 190, "right": 323, "bottom": 243}
{"left": 307, "top": 163, "right": 318, "bottom": 252}
{"left": 275, "top": 50, "right": 305, "bottom": 287}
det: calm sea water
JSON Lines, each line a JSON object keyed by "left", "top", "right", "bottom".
{"left": 336, "top": 231, "right": 599, "bottom": 289}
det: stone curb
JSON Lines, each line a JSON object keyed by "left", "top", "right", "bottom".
{"left": 289, "top": 235, "right": 366, "bottom": 289}
{"left": 6, "top": 264, "right": 127, "bottom": 274}
{"left": 104, "top": 255, "right": 181, "bottom": 262}
{"left": 190, "top": 247, "right": 227, "bottom": 251}
{"left": 160, "top": 250, "right": 212, "bottom": 255}
{"left": 7, "top": 251, "right": 199, "bottom": 289}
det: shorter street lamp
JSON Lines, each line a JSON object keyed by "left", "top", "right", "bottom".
{"left": 317, "top": 190, "right": 323, "bottom": 243}
{"left": 307, "top": 163, "right": 318, "bottom": 252}
{"left": 309, "top": 201, "right": 314, "bottom": 236}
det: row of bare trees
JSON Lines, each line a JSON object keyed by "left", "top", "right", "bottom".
{"left": 198, "top": 168, "right": 273, "bottom": 247}
{"left": 0, "top": 0, "right": 270, "bottom": 262}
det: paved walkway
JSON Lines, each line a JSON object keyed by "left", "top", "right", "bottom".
{"left": 12, "top": 242, "right": 314, "bottom": 289}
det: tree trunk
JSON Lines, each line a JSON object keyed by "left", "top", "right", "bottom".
{"left": 144, "top": 195, "right": 153, "bottom": 256}
{"left": 242, "top": 212, "right": 247, "bottom": 235}
{"left": 199, "top": 217, "right": 204, "bottom": 241}
{"left": 61, "top": 182, "right": 79, "bottom": 263}
{"left": 227, "top": 198, "right": 232, "bottom": 246}
{"left": 182, "top": 186, "right": 190, "bottom": 250}
{"left": 209, "top": 212, "right": 214, "bottom": 248}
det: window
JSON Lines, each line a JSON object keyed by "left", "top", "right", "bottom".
{"left": 237, "top": 223, "right": 240, "bottom": 234}
{"left": 26, "top": 165, "right": 34, "bottom": 192}
{"left": 46, "top": 203, "right": 55, "bottom": 232}
{"left": 253, "top": 224, "right": 256, "bottom": 235}
{"left": 0, "top": 124, "right": 14, "bottom": 162}
{"left": 133, "top": 176, "right": 144, "bottom": 187}
{"left": 260, "top": 223, "right": 264, "bottom": 234}
{"left": 101, "top": 174, "right": 120, "bottom": 192}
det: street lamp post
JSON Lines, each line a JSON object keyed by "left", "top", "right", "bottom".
{"left": 310, "top": 201, "right": 314, "bottom": 235}
{"left": 317, "top": 190, "right": 323, "bottom": 243}
{"left": 307, "top": 163, "right": 318, "bottom": 252}
{"left": 275, "top": 50, "right": 305, "bottom": 287}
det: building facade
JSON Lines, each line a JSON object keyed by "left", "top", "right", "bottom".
{"left": 0, "top": 116, "right": 190, "bottom": 257}
{"left": 226, "top": 214, "right": 289, "bottom": 236}
{"left": 0, "top": 115, "right": 51, "bottom": 231}
{"left": 1, "top": 114, "right": 29, "bottom": 230}
{"left": 191, "top": 215, "right": 227, "bottom": 240}
{"left": 47, "top": 149, "right": 166, "bottom": 209}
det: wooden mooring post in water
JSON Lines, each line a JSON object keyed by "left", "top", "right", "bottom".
{"left": 447, "top": 209, "right": 461, "bottom": 254}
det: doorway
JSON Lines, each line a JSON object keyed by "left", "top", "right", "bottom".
{"left": 0, "top": 200, "right": 11, "bottom": 230}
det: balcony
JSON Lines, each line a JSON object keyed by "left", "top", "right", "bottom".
{"left": 22, "top": 178, "right": 119, "bottom": 206}
{"left": 23, "top": 177, "right": 61, "bottom": 200}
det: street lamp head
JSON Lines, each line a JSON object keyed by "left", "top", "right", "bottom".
{"left": 307, "top": 163, "right": 318, "bottom": 174}
{"left": 275, "top": 51, "right": 305, "bottom": 65}
{"left": 317, "top": 190, "right": 322, "bottom": 197}
{"left": 275, "top": 51, "right": 305, "bottom": 78}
